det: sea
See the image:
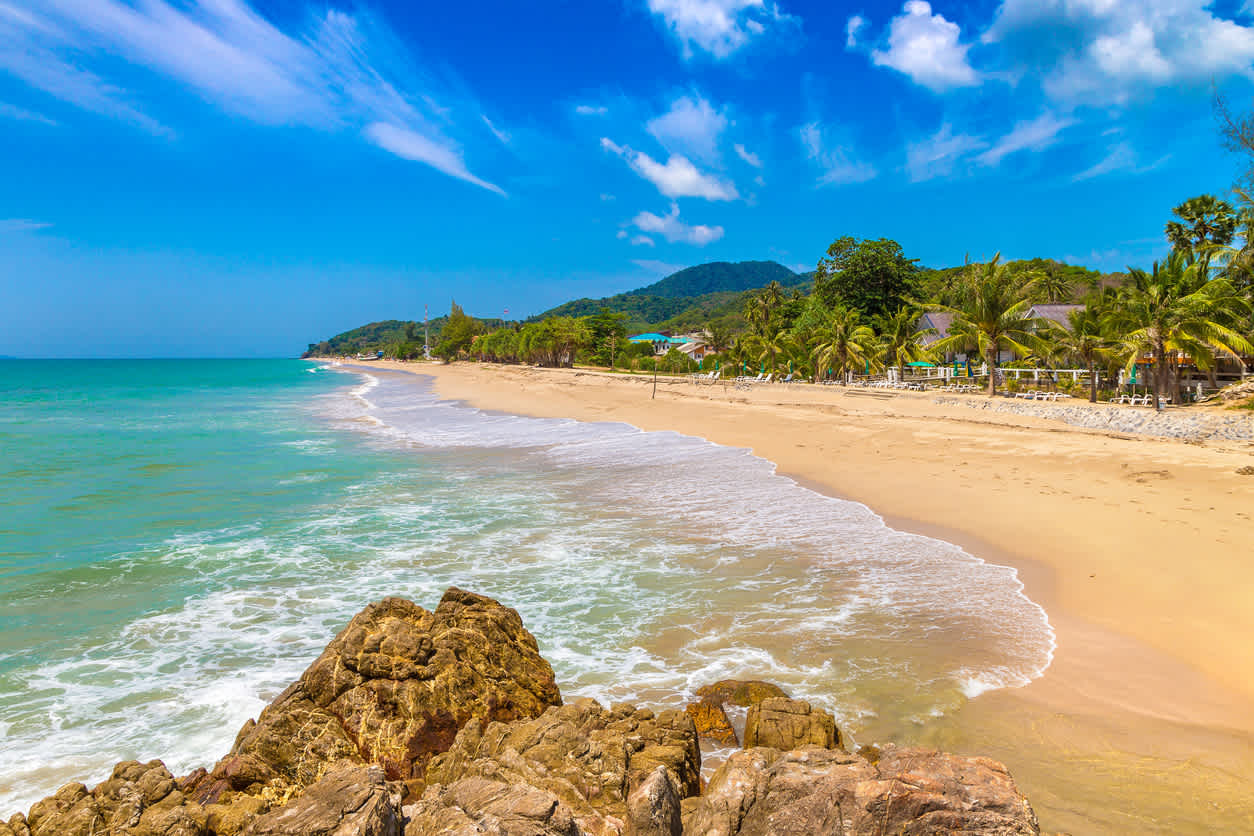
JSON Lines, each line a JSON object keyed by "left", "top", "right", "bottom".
{"left": 0, "top": 359, "right": 1055, "bottom": 817}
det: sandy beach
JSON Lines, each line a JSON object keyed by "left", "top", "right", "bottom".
{"left": 356, "top": 359, "right": 1254, "bottom": 834}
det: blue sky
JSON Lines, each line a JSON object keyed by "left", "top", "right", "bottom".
{"left": 2, "top": 0, "right": 1253, "bottom": 356}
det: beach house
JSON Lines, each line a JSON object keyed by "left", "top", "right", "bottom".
{"left": 628, "top": 333, "right": 692, "bottom": 356}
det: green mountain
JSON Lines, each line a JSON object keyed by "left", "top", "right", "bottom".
{"left": 532, "top": 260, "right": 804, "bottom": 334}
{"left": 635, "top": 260, "right": 800, "bottom": 298}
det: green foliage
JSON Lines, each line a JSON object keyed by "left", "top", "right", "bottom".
{"left": 813, "top": 236, "right": 919, "bottom": 320}
{"left": 806, "top": 305, "right": 878, "bottom": 383}
{"left": 434, "top": 301, "right": 482, "bottom": 361}
{"left": 302, "top": 320, "right": 416, "bottom": 358}
{"left": 1165, "top": 194, "right": 1237, "bottom": 253}
{"left": 636, "top": 260, "right": 800, "bottom": 298}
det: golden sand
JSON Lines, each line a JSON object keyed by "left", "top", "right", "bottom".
{"left": 365, "top": 360, "right": 1254, "bottom": 833}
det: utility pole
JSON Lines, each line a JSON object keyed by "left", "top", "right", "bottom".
{"left": 424, "top": 304, "right": 430, "bottom": 359}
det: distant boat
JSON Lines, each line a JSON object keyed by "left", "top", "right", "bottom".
{"left": 354, "top": 351, "right": 384, "bottom": 361}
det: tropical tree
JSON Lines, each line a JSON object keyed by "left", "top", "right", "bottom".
{"left": 877, "top": 306, "right": 934, "bottom": 381}
{"left": 813, "top": 236, "right": 919, "bottom": 320}
{"left": 704, "top": 322, "right": 734, "bottom": 355}
{"left": 1025, "top": 270, "right": 1074, "bottom": 304}
{"left": 1052, "top": 308, "right": 1112, "bottom": 403}
{"left": 929, "top": 254, "right": 1045, "bottom": 397}
{"left": 1107, "top": 251, "right": 1253, "bottom": 410}
{"left": 1165, "top": 194, "right": 1237, "bottom": 255}
{"left": 808, "top": 305, "right": 878, "bottom": 383}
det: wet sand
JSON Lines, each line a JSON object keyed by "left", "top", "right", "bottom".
{"left": 359, "top": 360, "right": 1254, "bottom": 833}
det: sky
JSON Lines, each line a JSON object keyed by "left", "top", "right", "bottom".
{"left": 3, "top": 0, "right": 1254, "bottom": 356}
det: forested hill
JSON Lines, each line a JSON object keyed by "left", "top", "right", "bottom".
{"left": 635, "top": 260, "right": 800, "bottom": 298}
{"left": 531, "top": 260, "right": 804, "bottom": 331}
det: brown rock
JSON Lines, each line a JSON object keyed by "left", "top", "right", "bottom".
{"left": 683, "top": 745, "right": 1040, "bottom": 835}
{"left": 625, "top": 765, "right": 682, "bottom": 836}
{"left": 424, "top": 698, "right": 701, "bottom": 833}
{"left": 240, "top": 765, "right": 403, "bottom": 836}
{"left": 23, "top": 761, "right": 208, "bottom": 836}
{"left": 402, "top": 778, "right": 580, "bottom": 835}
{"left": 695, "top": 680, "right": 790, "bottom": 707}
{"left": 189, "top": 589, "right": 561, "bottom": 802}
{"left": 743, "top": 697, "right": 840, "bottom": 751}
{"left": 684, "top": 697, "right": 738, "bottom": 746}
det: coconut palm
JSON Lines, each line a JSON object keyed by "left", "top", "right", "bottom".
{"left": 878, "top": 306, "right": 934, "bottom": 381}
{"left": 1051, "top": 308, "right": 1112, "bottom": 403}
{"left": 1165, "top": 194, "right": 1237, "bottom": 254}
{"left": 1107, "top": 251, "right": 1253, "bottom": 411}
{"left": 928, "top": 254, "right": 1046, "bottom": 397}
{"left": 1026, "top": 270, "right": 1074, "bottom": 304}
{"left": 809, "top": 305, "right": 878, "bottom": 383}
{"left": 704, "top": 322, "right": 733, "bottom": 354}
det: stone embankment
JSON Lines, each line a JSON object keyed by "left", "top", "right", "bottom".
{"left": 1, "top": 589, "right": 1041, "bottom": 836}
{"left": 934, "top": 396, "right": 1254, "bottom": 441}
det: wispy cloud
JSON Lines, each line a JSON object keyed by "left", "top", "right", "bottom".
{"left": 734, "top": 143, "right": 762, "bottom": 168}
{"left": 1071, "top": 142, "right": 1170, "bottom": 182}
{"left": 575, "top": 104, "right": 608, "bottom": 116}
{"left": 0, "top": 0, "right": 504, "bottom": 193}
{"left": 633, "top": 258, "right": 684, "bottom": 275}
{"left": 481, "top": 115, "right": 510, "bottom": 146}
{"left": 601, "top": 137, "right": 738, "bottom": 200}
{"left": 0, "top": 219, "right": 52, "bottom": 233}
{"left": 630, "top": 203, "right": 724, "bottom": 245}
{"left": 0, "top": 101, "right": 57, "bottom": 126}
{"left": 906, "top": 124, "right": 986, "bottom": 182}
{"left": 799, "top": 122, "right": 876, "bottom": 186}
{"left": 977, "top": 112, "right": 1074, "bottom": 167}
{"left": 647, "top": 93, "right": 727, "bottom": 164}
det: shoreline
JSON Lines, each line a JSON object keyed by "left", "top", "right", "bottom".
{"left": 338, "top": 358, "right": 1254, "bottom": 833}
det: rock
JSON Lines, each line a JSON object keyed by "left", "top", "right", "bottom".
{"left": 402, "top": 778, "right": 580, "bottom": 835}
{"left": 743, "top": 698, "right": 840, "bottom": 751}
{"left": 695, "top": 680, "right": 790, "bottom": 707}
{"left": 423, "top": 698, "right": 701, "bottom": 833}
{"left": 189, "top": 589, "right": 561, "bottom": 802}
{"left": 684, "top": 696, "right": 739, "bottom": 746}
{"left": 682, "top": 745, "right": 1040, "bottom": 835}
{"left": 240, "top": 765, "right": 403, "bottom": 836}
{"left": 22, "top": 761, "right": 208, "bottom": 836}
{"left": 625, "top": 766, "right": 682, "bottom": 836}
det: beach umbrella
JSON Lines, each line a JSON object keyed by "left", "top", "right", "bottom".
{"left": 1130, "top": 364, "right": 1138, "bottom": 384}
{"left": 698, "top": 358, "right": 703, "bottom": 370}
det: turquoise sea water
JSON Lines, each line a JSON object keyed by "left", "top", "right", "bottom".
{"left": 0, "top": 359, "right": 1054, "bottom": 816}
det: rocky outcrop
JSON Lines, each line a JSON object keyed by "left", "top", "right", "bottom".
{"left": 684, "top": 680, "right": 792, "bottom": 747}
{"left": 240, "top": 766, "right": 403, "bottom": 836}
{"left": 4, "top": 591, "right": 1041, "bottom": 836}
{"left": 12, "top": 760, "right": 207, "bottom": 836}
{"left": 743, "top": 698, "right": 840, "bottom": 751}
{"left": 188, "top": 588, "right": 561, "bottom": 804}
{"left": 422, "top": 698, "right": 701, "bottom": 834}
{"left": 682, "top": 745, "right": 1040, "bottom": 835}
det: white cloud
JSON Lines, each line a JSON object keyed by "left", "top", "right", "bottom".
{"left": 365, "top": 123, "right": 505, "bottom": 195}
{"left": 601, "top": 137, "right": 738, "bottom": 200}
{"left": 601, "top": 193, "right": 617, "bottom": 201}
{"left": 630, "top": 235, "right": 656, "bottom": 246}
{"left": 576, "top": 104, "right": 608, "bottom": 115}
{"left": 734, "top": 143, "right": 762, "bottom": 167}
{"left": 1071, "top": 142, "right": 1170, "bottom": 181}
{"left": 0, "top": 219, "right": 52, "bottom": 233}
{"left": 646, "top": 0, "right": 797, "bottom": 59}
{"left": 799, "top": 122, "right": 876, "bottom": 186}
{"left": 977, "top": 112, "right": 1073, "bottom": 166}
{"left": 0, "top": 0, "right": 504, "bottom": 193}
{"left": 0, "top": 101, "right": 57, "bottom": 125}
{"left": 481, "top": 115, "right": 510, "bottom": 146}
{"left": 986, "top": 0, "right": 1254, "bottom": 105}
{"left": 871, "top": 1, "right": 979, "bottom": 92}
{"left": 646, "top": 94, "right": 727, "bottom": 163}
{"left": 616, "top": 229, "right": 629, "bottom": 239}
{"left": 906, "top": 124, "right": 987, "bottom": 181}
{"left": 845, "top": 14, "right": 867, "bottom": 48}
{"left": 631, "top": 203, "right": 724, "bottom": 245}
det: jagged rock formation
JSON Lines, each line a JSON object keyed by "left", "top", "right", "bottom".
{"left": 684, "top": 680, "right": 791, "bottom": 747}
{"left": 682, "top": 746, "right": 1040, "bottom": 835}
{"left": 186, "top": 589, "right": 561, "bottom": 805}
{"left": 742, "top": 698, "right": 840, "bottom": 751}
{"left": 2, "top": 590, "right": 1041, "bottom": 836}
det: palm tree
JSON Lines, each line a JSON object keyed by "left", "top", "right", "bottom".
{"left": 809, "top": 305, "right": 877, "bottom": 383}
{"left": 1165, "top": 194, "right": 1237, "bottom": 254}
{"left": 704, "top": 322, "right": 733, "bottom": 355}
{"left": 878, "top": 306, "right": 934, "bottom": 381}
{"left": 929, "top": 254, "right": 1045, "bottom": 397}
{"left": 1052, "top": 308, "right": 1111, "bottom": 403}
{"left": 1026, "top": 270, "right": 1074, "bottom": 304}
{"left": 1108, "top": 251, "right": 1253, "bottom": 411}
